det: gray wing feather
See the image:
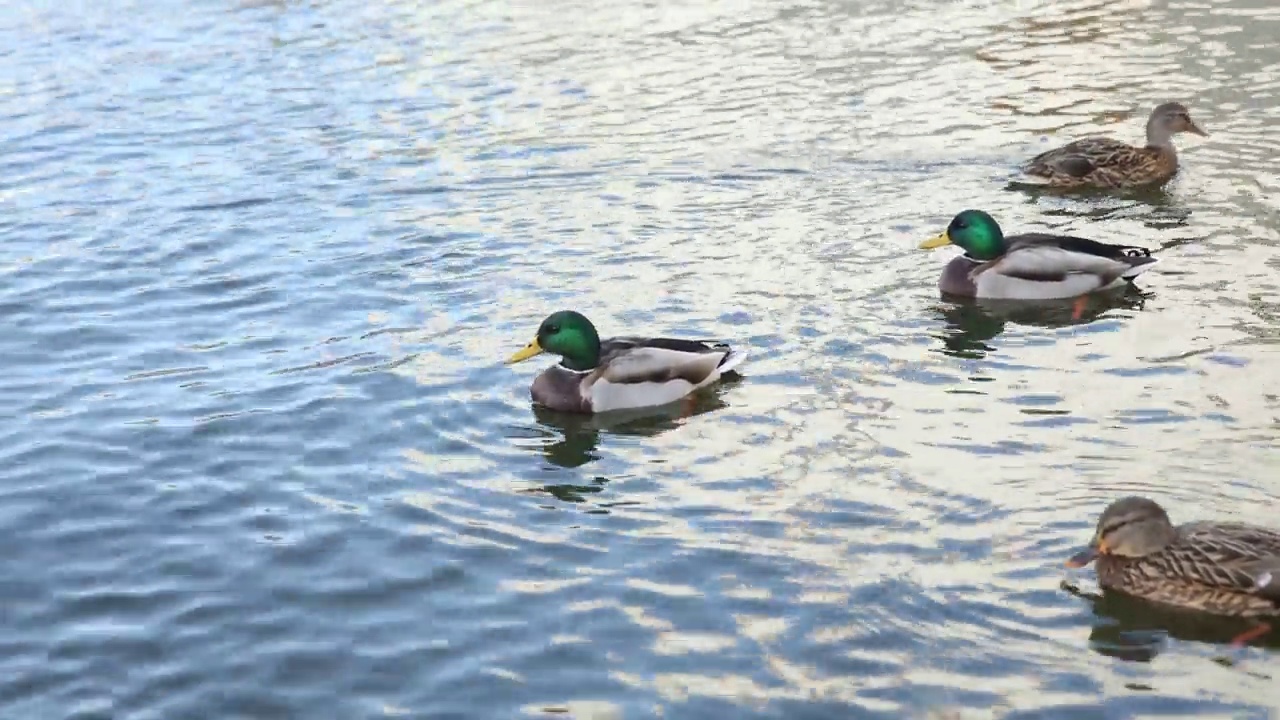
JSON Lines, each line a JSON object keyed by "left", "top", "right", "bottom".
{"left": 598, "top": 346, "right": 725, "bottom": 386}
{"left": 1165, "top": 524, "right": 1280, "bottom": 600}
{"left": 992, "top": 244, "right": 1132, "bottom": 282}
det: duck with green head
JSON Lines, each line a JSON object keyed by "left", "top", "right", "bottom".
{"left": 1023, "top": 101, "right": 1208, "bottom": 190}
{"left": 1066, "top": 496, "right": 1280, "bottom": 643}
{"left": 505, "top": 310, "right": 747, "bottom": 414}
{"left": 920, "top": 210, "right": 1160, "bottom": 301}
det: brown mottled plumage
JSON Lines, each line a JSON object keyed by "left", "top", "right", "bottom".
{"left": 1067, "top": 496, "right": 1280, "bottom": 618}
{"left": 1025, "top": 102, "right": 1207, "bottom": 190}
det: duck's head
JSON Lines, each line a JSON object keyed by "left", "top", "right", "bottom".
{"left": 920, "top": 210, "right": 1006, "bottom": 261}
{"left": 1147, "top": 102, "right": 1208, "bottom": 144}
{"left": 1065, "top": 496, "right": 1177, "bottom": 567}
{"left": 506, "top": 310, "right": 602, "bottom": 371}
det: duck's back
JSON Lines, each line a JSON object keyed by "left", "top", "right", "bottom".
{"left": 1027, "top": 136, "right": 1127, "bottom": 167}
{"left": 1177, "top": 521, "right": 1280, "bottom": 563}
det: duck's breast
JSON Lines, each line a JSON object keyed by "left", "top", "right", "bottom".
{"left": 939, "top": 256, "right": 980, "bottom": 296}
{"left": 531, "top": 366, "right": 592, "bottom": 413}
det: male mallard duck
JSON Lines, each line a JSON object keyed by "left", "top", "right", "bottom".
{"left": 1024, "top": 102, "right": 1207, "bottom": 189}
{"left": 919, "top": 210, "right": 1159, "bottom": 303}
{"left": 1067, "top": 496, "right": 1280, "bottom": 643}
{"left": 504, "top": 310, "right": 747, "bottom": 414}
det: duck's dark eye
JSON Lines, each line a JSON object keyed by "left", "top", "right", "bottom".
{"left": 953, "top": 220, "right": 968, "bottom": 230}
{"left": 546, "top": 324, "right": 560, "bottom": 334}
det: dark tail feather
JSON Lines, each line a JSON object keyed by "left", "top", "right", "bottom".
{"left": 1121, "top": 254, "right": 1160, "bottom": 279}
{"left": 716, "top": 346, "right": 748, "bottom": 374}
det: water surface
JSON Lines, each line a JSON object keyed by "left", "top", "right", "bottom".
{"left": 3, "top": 0, "right": 1280, "bottom": 716}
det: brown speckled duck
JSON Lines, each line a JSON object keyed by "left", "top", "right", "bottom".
{"left": 920, "top": 210, "right": 1159, "bottom": 303}
{"left": 505, "top": 310, "right": 747, "bottom": 414}
{"left": 1024, "top": 102, "right": 1207, "bottom": 189}
{"left": 1067, "top": 496, "right": 1280, "bottom": 643}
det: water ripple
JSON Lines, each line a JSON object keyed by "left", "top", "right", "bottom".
{"left": 2, "top": 0, "right": 1280, "bottom": 717}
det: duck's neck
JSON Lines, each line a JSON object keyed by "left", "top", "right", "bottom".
{"left": 1093, "top": 554, "right": 1127, "bottom": 586}
{"left": 552, "top": 326, "right": 602, "bottom": 372}
{"left": 1145, "top": 118, "right": 1176, "bottom": 151}
{"left": 557, "top": 347, "right": 600, "bottom": 372}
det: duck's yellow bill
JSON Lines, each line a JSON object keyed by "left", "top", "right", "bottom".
{"left": 919, "top": 232, "right": 952, "bottom": 250}
{"left": 506, "top": 338, "right": 544, "bottom": 364}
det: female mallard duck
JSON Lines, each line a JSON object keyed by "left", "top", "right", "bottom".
{"left": 504, "top": 310, "right": 747, "bottom": 414}
{"left": 1023, "top": 102, "right": 1207, "bottom": 189}
{"left": 919, "top": 210, "right": 1159, "bottom": 303}
{"left": 1067, "top": 496, "right": 1280, "bottom": 642}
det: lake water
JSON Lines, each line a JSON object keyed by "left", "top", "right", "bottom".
{"left": 3, "top": 0, "right": 1280, "bottom": 717}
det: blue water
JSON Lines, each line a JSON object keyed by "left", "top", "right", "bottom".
{"left": 3, "top": 0, "right": 1280, "bottom": 716}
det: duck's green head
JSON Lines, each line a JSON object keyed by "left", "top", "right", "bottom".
{"left": 505, "top": 310, "right": 602, "bottom": 371}
{"left": 920, "top": 210, "right": 1006, "bottom": 261}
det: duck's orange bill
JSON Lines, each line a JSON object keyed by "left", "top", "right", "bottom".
{"left": 1065, "top": 540, "right": 1107, "bottom": 568}
{"left": 1064, "top": 548, "right": 1097, "bottom": 568}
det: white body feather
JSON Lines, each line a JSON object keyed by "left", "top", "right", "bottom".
{"left": 585, "top": 346, "right": 747, "bottom": 413}
{"left": 974, "top": 247, "right": 1159, "bottom": 300}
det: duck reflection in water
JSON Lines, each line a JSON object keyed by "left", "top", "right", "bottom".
{"left": 1032, "top": 195, "right": 1194, "bottom": 228}
{"left": 528, "top": 383, "right": 736, "bottom": 469}
{"left": 933, "top": 286, "right": 1150, "bottom": 360}
{"left": 1062, "top": 582, "right": 1280, "bottom": 665}
{"left": 513, "top": 380, "right": 739, "bottom": 505}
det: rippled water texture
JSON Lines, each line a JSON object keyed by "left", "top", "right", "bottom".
{"left": 3, "top": 0, "right": 1280, "bottom": 716}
